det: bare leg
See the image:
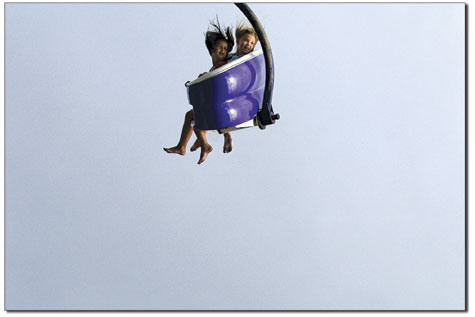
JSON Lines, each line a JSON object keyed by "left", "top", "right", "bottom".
{"left": 194, "top": 129, "right": 213, "bottom": 164}
{"left": 164, "top": 110, "right": 194, "bottom": 155}
{"left": 223, "top": 132, "right": 232, "bottom": 153}
{"left": 190, "top": 138, "right": 201, "bottom": 152}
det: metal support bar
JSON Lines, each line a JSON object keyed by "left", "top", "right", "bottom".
{"left": 235, "top": 2, "right": 279, "bottom": 127}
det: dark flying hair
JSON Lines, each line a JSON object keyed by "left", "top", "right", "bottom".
{"left": 205, "top": 18, "right": 234, "bottom": 55}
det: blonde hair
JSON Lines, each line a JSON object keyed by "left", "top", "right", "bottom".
{"left": 235, "top": 20, "right": 259, "bottom": 43}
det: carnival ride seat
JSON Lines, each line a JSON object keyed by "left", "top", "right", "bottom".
{"left": 185, "top": 49, "right": 267, "bottom": 133}
{"left": 184, "top": 2, "right": 280, "bottom": 134}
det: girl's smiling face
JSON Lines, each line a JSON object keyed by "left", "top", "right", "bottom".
{"left": 237, "top": 33, "right": 256, "bottom": 56}
{"left": 211, "top": 40, "right": 229, "bottom": 62}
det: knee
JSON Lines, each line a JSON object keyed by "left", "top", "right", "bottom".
{"left": 185, "top": 110, "right": 194, "bottom": 121}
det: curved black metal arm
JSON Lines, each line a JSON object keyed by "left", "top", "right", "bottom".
{"left": 235, "top": 3, "right": 279, "bottom": 127}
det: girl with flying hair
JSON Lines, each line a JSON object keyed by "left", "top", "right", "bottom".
{"left": 164, "top": 18, "right": 234, "bottom": 164}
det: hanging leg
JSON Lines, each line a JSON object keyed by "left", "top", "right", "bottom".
{"left": 164, "top": 110, "right": 194, "bottom": 155}
{"left": 194, "top": 129, "right": 213, "bottom": 164}
{"left": 223, "top": 132, "right": 233, "bottom": 153}
{"left": 190, "top": 137, "right": 202, "bottom": 152}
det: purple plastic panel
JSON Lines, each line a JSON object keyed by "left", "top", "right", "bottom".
{"left": 187, "top": 52, "right": 265, "bottom": 130}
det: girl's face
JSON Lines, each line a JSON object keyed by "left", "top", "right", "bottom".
{"left": 237, "top": 33, "right": 256, "bottom": 56}
{"left": 211, "top": 40, "right": 229, "bottom": 61}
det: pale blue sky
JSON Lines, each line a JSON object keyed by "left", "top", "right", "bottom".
{"left": 5, "top": 3, "right": 465, "bottom": 310}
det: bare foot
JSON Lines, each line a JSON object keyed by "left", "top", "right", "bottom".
{"left": 198, "top": 145, "right": 213, "bottom": 164}
{"left": 223, "top": 134, "right": 233, "bottom": 153}
{"left": 163, "top": 146, "right": 185, "bottom": 155}
{"left": 190, "top": 139, "right": 200, "bottom": 152}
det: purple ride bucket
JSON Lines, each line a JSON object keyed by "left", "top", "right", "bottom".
{"left": 185, "top": 49, "right": 265, "bottom": 131}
